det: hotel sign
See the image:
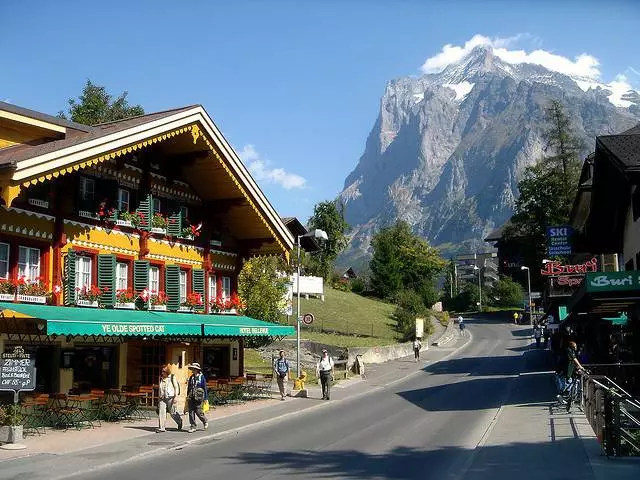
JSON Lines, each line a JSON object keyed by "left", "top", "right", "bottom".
{"left": 238, "top": 327, "right": 269, "bottom": 335}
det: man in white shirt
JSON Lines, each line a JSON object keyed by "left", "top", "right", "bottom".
{"left": 316, "top": 349, "right": 334, "bottom": 400}
{"left": 413, "top": 338, "right": 422, "bottom": 362}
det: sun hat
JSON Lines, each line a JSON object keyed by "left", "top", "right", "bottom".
{"left": 187, "top": 362, "right": 202, "bottom": 370}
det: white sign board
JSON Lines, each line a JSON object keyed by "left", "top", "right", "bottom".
{"left": 415, "top": 318, "right": 424, "bottom": 339}
{"left": 291, "top": 274, "right": 324, "bottom": 296}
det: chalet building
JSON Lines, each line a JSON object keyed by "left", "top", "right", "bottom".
{"left": 0, "top": 101, "right": 294, "bottom": 402}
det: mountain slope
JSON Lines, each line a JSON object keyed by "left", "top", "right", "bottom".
{"left": 338, "top": 45, "right": 639, "bottom": 266}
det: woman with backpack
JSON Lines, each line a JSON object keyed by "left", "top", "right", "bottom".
{"left": 186, "top": 363, "right": 208, "bottom": 433}
{"left": 157, "top": 365, "right": 183, "bottom": 432}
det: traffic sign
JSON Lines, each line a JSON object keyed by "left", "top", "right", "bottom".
{"left": 302, "top": 313, "right": 314, "bottom": 325}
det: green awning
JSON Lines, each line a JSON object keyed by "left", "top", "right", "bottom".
{"left": 0, "top": 303, "right": 295, "bottom": 337}
{"left": 0, "top": 303, "right": 202, "bottom": 337}
{"left": 201, "top": 315, "right": 295, "bottom": 337}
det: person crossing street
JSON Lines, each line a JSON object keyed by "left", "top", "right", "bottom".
{"left": 274, "top": 350, "right": 290, "bottom": 401}
{"left": 316, "top": 349, "right": 335, "bottom": 400}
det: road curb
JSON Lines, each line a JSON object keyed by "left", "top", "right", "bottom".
{"left": 59, "top": 330, "right": 475, "bottom": 479}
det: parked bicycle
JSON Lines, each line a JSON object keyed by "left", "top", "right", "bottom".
{"left": 557, "top": 369, "right": 589, "bottom": 413}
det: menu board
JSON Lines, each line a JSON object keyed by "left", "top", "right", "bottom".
{"left": 0, "top": 346, "right": 36, "bottom": 392}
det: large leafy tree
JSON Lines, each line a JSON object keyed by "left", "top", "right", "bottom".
{"left": 506, "top": 100, "right": 583, "bottom": 281}
{"left": 488, "top": 276, "right": 524, "bottom": 308}
{"left": 59, "top": 80, "right": 144, "bottom": 125}
{"left": 370, "top": 221, "right": 445, "bottom": 302}
{"left": 306, "top": 200, "right": 349, "bottom": 281}
{"left": 238, "top": 255, "right": 291, "bottom": 325}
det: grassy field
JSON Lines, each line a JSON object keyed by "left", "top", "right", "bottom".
{"left": 285, "top": 287, "right": 398, "bottom": 341}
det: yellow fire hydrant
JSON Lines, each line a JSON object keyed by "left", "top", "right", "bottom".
{"left": 293, "top": 371, "right": 308, "bottom": 390}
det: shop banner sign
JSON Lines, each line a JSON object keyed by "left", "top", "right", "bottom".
{"left": 1, "top": 346, "right": 36, "bottom": 392}
{"left": 47, "top": 320, "right": 202, "bottom": 337}
{"left": 546, "top": 226, "right": 573, "bottom": 256}
{"left": 585, "top": 272, "right": 640, "bottom": 293}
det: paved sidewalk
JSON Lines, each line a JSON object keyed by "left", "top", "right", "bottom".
{"left": 461, "top": 348, "right": 639, "bottom": 480}
{"left": 0, "top": 332, "right": 470, "bottom": 479}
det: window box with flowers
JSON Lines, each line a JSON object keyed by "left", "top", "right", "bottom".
{"left": 149, "top": 291, "right": 169, "bottom": 311}
{"left": 210, "top": 293, "right": 245, "bottom": 315}
{"left": 115, "top": 289, "right": 137, "bottom": 309}
{"left": 76, "top": 286, "right": 106, "bottom": 308}
{"left": 151, "top": 213, "right": 167, "bottom": 234}
{"left": 16, "top": 278, "right": 50, "bottom": 304}
{"left": 115, "top": 211, "right": 135, "bottom": 228}
{"left": 96, "top": 201, "right": 116, "bottom": 224}
{"left": 180, "top": 292, "right": 203, "bottom": 312}
{"left": 0, "top": 279, "right": 16, "bottom": 302}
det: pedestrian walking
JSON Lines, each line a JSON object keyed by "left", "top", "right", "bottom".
{"left": 185, "top": 363, "right": 208, "bottom": 433}
{"left": 543, "top": 327, "right": 550, "bottom": 349}
{"left": 316, "top": 349, "right": 334, "bottom": 400}
{"left": 459, "top": 317, "right": 465, "bottom": 333}
{"left": 156, "top": 365, "right": 183, "bottom": 432}
{"left": 413, "top": 338, "right": 422, "bottom": 362}
{"left": 534, "top": 326, "right": 542, "bottom": 348}
{"left": 513, "top": 312, "right": 518, "bottom": 324}
{"left": 274, "top": 350, "right": 290, "bottom": 400}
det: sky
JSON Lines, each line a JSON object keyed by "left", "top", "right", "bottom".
{"left": 1, "top": 0, "right": 639, "bottom": 223}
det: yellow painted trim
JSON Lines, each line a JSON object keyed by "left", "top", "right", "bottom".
{"left": 0, "top": 308, "right": 34, "bottom": 319}
{"left": 0, "top": 110, "right": 66, "bottom": 134}
{"left": 193, "top": 125, "right": 288, "bottom": 256}
{"left": 1, "top": 185, "right": 22, "bottom": 208}
{"left": 19, "top": 126, "right": 191, "bottom": 187}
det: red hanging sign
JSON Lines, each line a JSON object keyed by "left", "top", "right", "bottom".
{"left": 540, "top": 258, "right": 598, "bottom": 276}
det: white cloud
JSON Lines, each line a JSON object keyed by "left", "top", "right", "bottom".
{"left": 238, "top": 145, "right": 307, "bottom": 190}
{"left": 628, "top": 66, "right": 640, "bottom": 78}
{"left": 420, "top": 34, "right": 601, "bottom": 79}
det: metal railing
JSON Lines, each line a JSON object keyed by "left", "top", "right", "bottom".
{"left": 582, "top": 373, "right": 640, "bottom": 456}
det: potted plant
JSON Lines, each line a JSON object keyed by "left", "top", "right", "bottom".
{"left": 115, "top": 289, "right": 137, "bottom": 309}
{"left": 76, "top": 285, "right": 105, "bottom": 307}
{"left": 211, "top": 293, "right": 245, "bottom": 314}
{"left": 96, "top": 200, "right": 116, "bottom": 224}
{"left": 180, "top": 221, "right": 202, "bottom": 240}
{"left": 151, "top": 213, "right": 168, "bottom": 234}
{"left": 0, "top": 279, "right": 16, "bottom": 301}
{"left": 150, "top": 291, "right": 168, "bottom": 311}
{"left": 16, "top": 277, "right": 49, "bottom": 304}
{"left": 116, "top": 211, "right": 136, "bottom": 228}
{"left": 0, "top": 404, "right": 25, "bottom": 444}
{"left": 180, "top": 292, "right": 203, "bottom": 312}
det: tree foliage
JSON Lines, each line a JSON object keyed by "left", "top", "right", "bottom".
{"left": 370, "top": 221, "right": 445, "bottom": 301}
{"left": 488, "top": 276, "right": 524, "bottom": 308}
{"left": 506, "top": 100, "right": 583, "bottom": 277}
{"left": 306, "top": 200, "right": 349, "bottom": 281}
{"left": 392, "top": 290, "right": 434, "bottom": 341}
{"left": 59, "top": 80, "right": 144, "bottom": 125}
{"left": 238, "top": 256, "right": 291, "bottom": 325}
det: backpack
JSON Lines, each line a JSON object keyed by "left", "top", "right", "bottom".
{"left": 171, "top": 374, "right": 181, "bottom": 396}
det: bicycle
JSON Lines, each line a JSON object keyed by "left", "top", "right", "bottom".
{"left": 556, "top": 369, "right": 589, "bottom": 413}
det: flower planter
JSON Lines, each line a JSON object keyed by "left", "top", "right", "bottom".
{"left": 181, "top": 234, "right": 194, "bottom": 241}
{"left": 115, "top": 219, "right": 133, "bottom": 228}
{"left": 16, "top": 294, "right": 46, "bottom": 304}
{"left": 114, "top": 302, "right": 136, "bottom": 310}
{"left": 0, "top": 425, "right": 23, "bottom": 443}
{"left": 151, "top": 227, "right": 167, "bottom": 235}
{"left": 78, "top": 210, "right": 97, "bottom": 220}
{"left": 150, "top": 304, "right": 167, "bottom": 311}
{"left": 0, "top": 293, "right": 15, "bottom": 301}
{"left": 213, "top": 308, "right": 237, "bottom": 315}
{"left": 77, "top": 299, "right": 99, "bottom": 308}
{"left": 178, "top": 306, "right": 194, "bottom": 313}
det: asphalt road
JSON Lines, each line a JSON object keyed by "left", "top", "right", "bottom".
{"left": 84, "top": 319, "right": 532, "bottom": 480}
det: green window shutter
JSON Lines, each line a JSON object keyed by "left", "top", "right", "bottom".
{"left": 165, "top": 265, "right": 181, "bottom": 311}
{"left": 167, "top": 210, "right": 182, "bottom": 237}
{"left": 97, "top": 254, "right": 116, "bottom": 307}
{"left": 192, "top": 269, "right": 205, "bottom": 311}
{"left": 64, "top": 250, "right": 77, "bottom": 306}
{"left": 136, "top": 193, "right": 152, "bottom": 231}
{"left": 134, "top": 260, "right": 150, "bottom": 294}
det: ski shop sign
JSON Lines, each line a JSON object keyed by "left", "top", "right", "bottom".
{"left": 546, "top": 226, "right": 573, "bottom": 256}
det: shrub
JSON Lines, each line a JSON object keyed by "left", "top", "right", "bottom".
{"left": 350, "top": 277, "right": 366, "bottom": 295}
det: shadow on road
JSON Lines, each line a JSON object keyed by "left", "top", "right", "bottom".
{"left": 228, "top": 438, "right": 594, "bottom": 480}
{"left": 510, "top": 329, "right": 532, "bottom": 338}
{"left": 423, "top": 355, "right": 522, "bottom": 377}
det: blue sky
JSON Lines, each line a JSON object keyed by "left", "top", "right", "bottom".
{"left": 1, "top": 0, "right": 639, "bottom": 223}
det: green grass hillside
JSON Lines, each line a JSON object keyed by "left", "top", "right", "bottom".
{"left": 285, "top": 287, "right": 398, "bottom": 344}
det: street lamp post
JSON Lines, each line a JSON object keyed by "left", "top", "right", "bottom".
{"left": 521, "top": 266, "right": 532, "bottom": 324}
{"left": 295, "top": 229, "right": 328, "bottom": 377}
{"left": 473, "top": 265, "right": 482, "bottom": 311}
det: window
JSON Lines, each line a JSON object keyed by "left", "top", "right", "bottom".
{"left": 222, "top": 276, "right": 231, "bottom": 300}
{"left": 117, "top": 189, "right": 130, "bottom": 212}
{"left": 209, "top": 274, "right": 217, "bottom": 301}
{"left": 179, "top": 270, "right": 187, "bottom": 304}
{"left": 149, "top": 266, "right": 160, "bottom": 293}
{"left": 0, "top": 243, "right": 8, "bottom": 280}
{"left": 116, "top": 262, "right": 128, "bottom": 290}
{"left": 75, "top": 256, "right": 92, "bottom": 294}
{"left": 18, "top": 246, "right": 40, "bottom": 283}
{"left": 79, "top": 177, "right": 95, "bottom": 201}
{"left": 152, "top": 198, "right": 162, "bottom": 215}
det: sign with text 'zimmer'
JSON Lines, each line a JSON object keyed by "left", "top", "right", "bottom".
{"left": 1, "top": 346, "right": 36, "bottom": 392}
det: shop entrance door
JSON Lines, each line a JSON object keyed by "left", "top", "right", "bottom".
{"left": 202, "top": 346, "right": 230, "bottom": 379}
{"left": 73, "top": 346, "right": 117, "bottom": 392}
